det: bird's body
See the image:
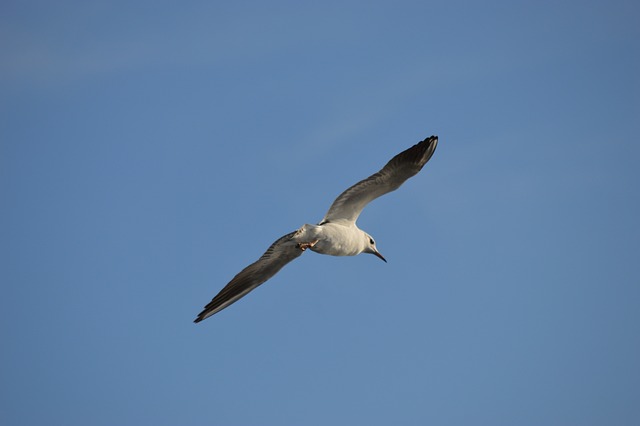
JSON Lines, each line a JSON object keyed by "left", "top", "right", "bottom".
{"left": 194, "top": 135, "right": 438, "bottom": 322}
{"left": 295, "top": 222, "right": 370, "bottom": 257}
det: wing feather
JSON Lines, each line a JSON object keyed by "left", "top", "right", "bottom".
{"left": 321, "top": 135, "right": 438, "bottom": 224}
{"left": 194, "top": 231, "right": 303, "bottom": 322}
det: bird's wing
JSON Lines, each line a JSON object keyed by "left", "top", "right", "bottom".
{"left": 321, "top": 135, "right": 438, "bottom": 224}
{"left": 194, "top": 231, "right": 303, "bottom": 322}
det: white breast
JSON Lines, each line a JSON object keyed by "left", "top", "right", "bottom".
{"left": 310, "top": 222, "right": 365, "bottom": 257}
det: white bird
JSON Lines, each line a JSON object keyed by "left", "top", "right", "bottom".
{"left": 194, "top": 135, "right": 438, "bottom": 322}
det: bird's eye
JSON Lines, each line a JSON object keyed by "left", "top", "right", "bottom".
{"left": 369, "top": 238, "right": 375, "bottom": 245}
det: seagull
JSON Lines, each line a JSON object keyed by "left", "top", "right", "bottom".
{"left": 194, "top": 135, "right": 438, "bottom": 322}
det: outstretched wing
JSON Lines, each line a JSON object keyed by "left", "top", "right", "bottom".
{"left": 321, "top": 135, "right": 438, "bottom": 224}
{"left": 194, "top": 231, "right": 303, "bottom": 322}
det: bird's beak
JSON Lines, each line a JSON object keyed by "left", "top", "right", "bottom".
{"left": 373, "top": 250, "right": 387, "bottom": 263}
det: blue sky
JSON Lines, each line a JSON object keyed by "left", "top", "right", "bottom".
{"left": 2, "top": 1, "right": 639, "bottom": 425}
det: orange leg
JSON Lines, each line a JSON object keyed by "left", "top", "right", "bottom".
{"left": 297, "top": 240, "right": 319, "bottom": 251}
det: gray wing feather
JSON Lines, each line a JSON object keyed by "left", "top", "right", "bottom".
{"left": 194, "top": 231, "right": 303, "bottom": 322}
{"left": 321, "top": 135, "right": 438, "bottom": 224}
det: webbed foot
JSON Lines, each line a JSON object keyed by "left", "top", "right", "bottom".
{"left": 297, "top": 240, "right": 319, "bottom": 251}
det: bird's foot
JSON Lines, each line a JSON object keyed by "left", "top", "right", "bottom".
{"left": 297, "top": 240, "right": 319, "bottom": 251}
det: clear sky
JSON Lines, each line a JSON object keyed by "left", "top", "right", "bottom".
{"left": 2, "top": 1, "right": 639, "bottom": 425}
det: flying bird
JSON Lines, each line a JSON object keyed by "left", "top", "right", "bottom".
{"left": 194, "top": 135, "right": 438, "bottom": 322}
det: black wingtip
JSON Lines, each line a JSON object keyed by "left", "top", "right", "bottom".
{"left": 394, "top": 135, "right": 438, "bottom": 171}
{"left": 418, "top": 135, "right": 438, "bottom": 164}
{"left": 194, "top": 310, "right": 210, "bottom": 323}
{"left": 423, "top": 135, "right": 438, "bottom": 149}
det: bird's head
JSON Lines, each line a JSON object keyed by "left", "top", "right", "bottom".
{"left": 363, "top": 233, "right": 387, "bottom": 263}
